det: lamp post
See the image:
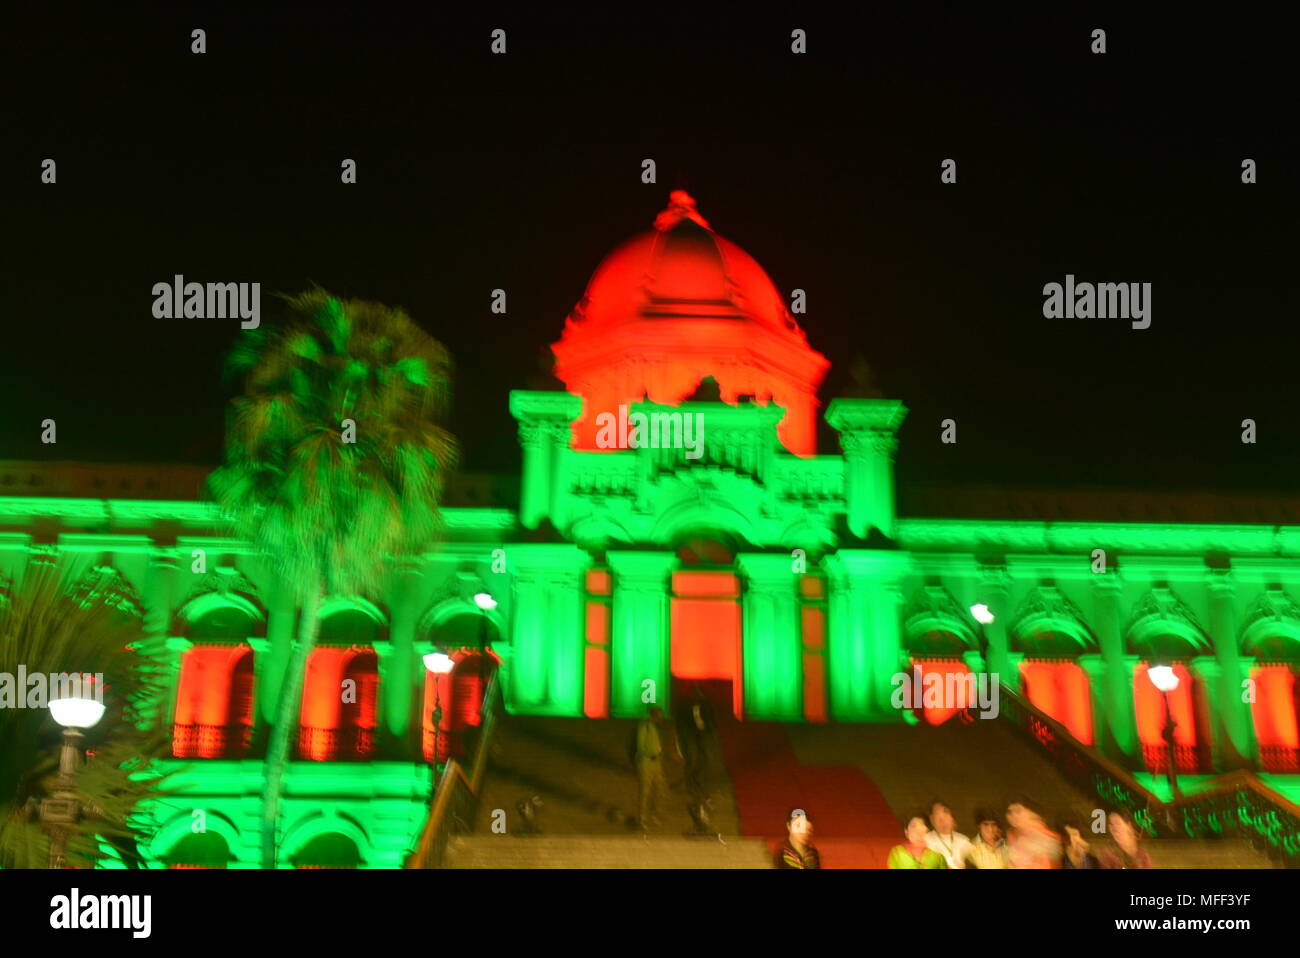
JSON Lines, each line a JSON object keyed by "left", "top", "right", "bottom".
{"left": 43, "top": 692, "right": 106, "bottom": 869}
{"left": 970, "top": 602, "right": 995, "bottom": 674}
{"left": 1147, "top": 664, "right": 1182, "bottom": 800}
{"left": 423, "top": 651, "right": 455, "bottom": 784}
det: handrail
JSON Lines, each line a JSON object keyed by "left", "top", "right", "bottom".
{"left": 998, "top": 682, "right": 1164, "bottom": 826}
{"left": 997, "top": 681, "right": 1300, "bottom": 864}
{"left": 405, "top": 673, "right": 502, "bottom": 869}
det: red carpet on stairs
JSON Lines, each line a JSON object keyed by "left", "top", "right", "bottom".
{"left": 714, "top": 716, "right": 899, "bottom": 868}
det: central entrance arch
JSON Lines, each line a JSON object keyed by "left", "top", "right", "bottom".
{"left": 669, "top": 536, "right": 743, "bottom": 718}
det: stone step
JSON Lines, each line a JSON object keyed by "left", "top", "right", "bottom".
{"left": 445, "top": 834, "right": 774, "bottom": 869}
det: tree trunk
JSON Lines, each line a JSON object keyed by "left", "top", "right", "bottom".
{"left": 260, "top": 580, "right": 322, "bottom": 868}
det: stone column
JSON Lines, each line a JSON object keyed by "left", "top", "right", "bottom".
{"left": 144, "top": 551, "right": 180, "bottom": 730}
{"left": 608, "top": 550, "right": 677, "bottom": 719}
{"left": 1092, "top": 573, "right": 1139, "bottom": 764}
{"left": 1076, "top": 653, "right": 1107, "bottom": 749}
{"left": 381, "top": 561, "right": 423, "bottom": 747}
{"left": 822, "top": 550, "right": 909, "bottom": 721}
{"left": 825, "top": 399, "right": 908, "bottom": 540}
{"left": 506, "top": 543, "right": 589, "bottom": 716}
{"left": 978, "top": 565, "right": 1015, "bottom": 691}
{"left": 1207, "top": 570, "right": 1254, "bottom": 768}
{"left": 1188, "top": 656, "right": 1225, "bottom": 770}
{"left": 509, "top": 391, "right": 583, "bottom": 530}
{"left": 736, "top": 554, "right": 802, "bottom": 720}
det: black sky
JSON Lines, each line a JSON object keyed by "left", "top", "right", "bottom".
{"left": 4, "top": 6, "right": 1297, "bottom": 496}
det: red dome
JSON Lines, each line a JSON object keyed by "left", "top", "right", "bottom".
{"left": 569, "top": 190, "right": 801, "bottom": 333}
{"left": 552, "top": 191, "right": 829, "bottom": 456}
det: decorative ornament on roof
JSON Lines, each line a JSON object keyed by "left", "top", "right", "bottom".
{"left": 903, "top": 585, "right": 977, "bottom": 638}
{"left": 1011, "top": 586, "right": 1092, "bottom": 639}
{"left": 653, "top": 190, "right": 711, "bottom": 231}
{"left": 180, "top": 566, "right": 260, "bottom": 607}
{"left": 1241, "top": 585, "right": 1300, "bottom": 633}
{"left": 1124, "top": 585, "right": 1206, "bottom": 637}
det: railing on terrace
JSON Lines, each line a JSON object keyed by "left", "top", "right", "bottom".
{"left": 406, "top": 674, "right": 502, "bottom": 869}
{"left": 171, "top": 722, "right": 253, "bottom": 759}
{"left": 296, "top": 726, "right": 375, "bottom": 761}
{"left": 998, "top": 682, "right": 1300, "bottom": 866}
{"left": 997, "top": 682, "right": 1165, "bottom": 836}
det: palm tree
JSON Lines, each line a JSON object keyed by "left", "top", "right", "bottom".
{"left": 0, "top": 557, "right": 172, "bottom": 869}
{"left": 209, "top": 288, "right": 458, "bottom": 869}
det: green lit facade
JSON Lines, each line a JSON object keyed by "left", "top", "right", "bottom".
{"left": 2, "top": 195, "right": 1297, "bottom": 867}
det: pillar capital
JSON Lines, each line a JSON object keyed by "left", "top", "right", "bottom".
{"left": 1076, "top": 652, "right": 1106, "bottom": 678}
{"left": 977, "top": 563, "right": 1013, "bottom": 596}
{"left": 607, "top": 550, "right": 677, "bottom": 585}
{"left": 1206, "top": 567, "right": 1235, "bottom": 596}
{"left": 1091, "top": 570, "right": 1124, "bottom": 595}
{"left": 825, "top": 398, "right": 908, "bottom": 438}
{"left": 736, "top": 553, "right": 799, "bottom": 589}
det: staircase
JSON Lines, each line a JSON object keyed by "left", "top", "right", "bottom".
{"left": 445, "top": 835, "right": 772, "bottom": 868}
{"left": 446, "top": 705, "right": 1282, "bottom": 868}
{"left": 473, "top": 713, "right": 744, "bottom": 837}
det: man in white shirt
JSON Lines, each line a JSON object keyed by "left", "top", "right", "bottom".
{"left": 925, "top": 801, "right": 974, "bottom": 869}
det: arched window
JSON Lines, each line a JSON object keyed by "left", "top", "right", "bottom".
{"left": 901, "top": 586, "right": 979, "bottom": 726}
{"left": 171, "top": 586, "right": 265, "bottom": 759}
{"left": 1127, "top": 589, "right": 1212, "bottom": 774}
{"left": 1241, "top": 589, "right": 1300, "bottom": 772}
{"left": 298, "top": 647, "right": 379, "bottom": 761}
{"left": 422, "top": 609, "right": 501, "bottom": 764}
{"left": 1133, "top": 661, "right": 1209, "bottom": 773}
{"left": 172, "top": 645, "right": 255, "bottom": 759}
{"left": 1018, "top": 655, "right": 1094, "bottom": 744}
{"left": 1010, "top": 587, "right": 1097, "bottom": 743}
{"left": 162, "top": 831, "right": 235, "bottom": 869}
{"left": 292, "top": 833, "right": 362, "bottom": 869}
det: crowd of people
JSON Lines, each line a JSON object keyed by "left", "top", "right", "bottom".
{"left": 779, "top": 801, "right": 1155, "bottom": 869}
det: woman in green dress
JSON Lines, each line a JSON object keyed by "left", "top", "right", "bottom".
{"left": 887, "top": 815, "right": 948, "bottom": 869}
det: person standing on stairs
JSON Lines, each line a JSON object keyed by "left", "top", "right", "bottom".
{"left": 676, "top": 684, "right": 718, "bottom": 835}
{"left": 925, "top": 801, "right": 973, "bottom": 869}
{"left": 635, "top": 706, "right": 672, "bottom": 830}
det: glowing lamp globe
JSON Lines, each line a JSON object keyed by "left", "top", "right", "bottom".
{"left": 423, "top": 652, "right": 455, "bottom": 675}
{"left": 473, "top": 592, "right": 498, "bottom": 611}
{"left": 970, "top": 604, "right": 995, "bottom": 625}
{"left": 49, "top": 697, "right": 106, "bottom": 729}
{"left": 1148, "top": 665, "right": 1180, "bottom": 693}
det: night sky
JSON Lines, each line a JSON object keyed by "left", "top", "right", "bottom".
{"left": 5, "top": 6, "right": 1297, "bottom": 500}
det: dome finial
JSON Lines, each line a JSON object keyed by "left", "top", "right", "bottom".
{"left": 654, "top": 190, "right": 710, "bottom": 231}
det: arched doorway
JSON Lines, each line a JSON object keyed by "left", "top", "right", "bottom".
{"left": 669, "top": 537, "right": 742, "bottom": 718}
{"left": 422, "top": 609, "right": 502, "bottom": 764}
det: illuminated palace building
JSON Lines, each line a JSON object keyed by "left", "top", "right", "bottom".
{"left": 4, "top": 191, "right": 1300, "bottom": 866}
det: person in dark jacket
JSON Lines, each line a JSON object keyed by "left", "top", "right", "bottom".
{"left": 777, "top": 809, "right": 820, "bottom": 869}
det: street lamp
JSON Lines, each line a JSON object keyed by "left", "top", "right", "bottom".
{"left": 1147, "top": 664, "right": 1182, "bottom": 799}
{"left": 43, "top": 689, "right": 106, "bottom": 869}
{"left": 423, "top": 651, "right": 456, "bottom": 782}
